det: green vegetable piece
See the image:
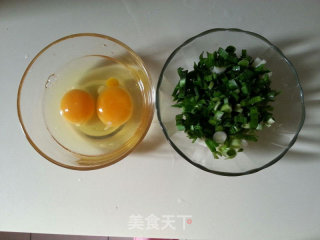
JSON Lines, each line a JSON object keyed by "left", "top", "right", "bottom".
{"left": 249, "top": 96, "right": 263, "bottom": 105}
{"left": 226, "top": 45, "right": 236, "bottom": 53}
{"left": 177, "top": 67, "right": 187, "bottom": 78}
{"left": 228, "top": 79, "right": 238, "bottom": 89}
{"left": 241, "top": 85, "right": 249, "bottom": 95}
{"left": 255, "top": 64, "right": 269, "bottom": 73}
{"left": 215, "top": 111, "right": 224, "bottom": 120}
{"left": 194, "top": 86, "right": 199, "bottom": 97}
{"left": 172, "top": 103, "right": 183, "bottom": 108}
{"left": 230, "top": 126, "right": 240, "bottom": 134}
{"left": 179, "top": 79, "right": 186, "bottom": 87}
{"left": 262, "top": 73, "right": 270, "bottom": 84}
{"left": 212, "top": 72, "right": 218, "bottom": 80}
{"left": 208, "top": 117, "right": 217, "bottom": 126}
{"left": 218, "top": 47, "right": 229, "bottom": 60}
{"left": 232, "top": 65, "right": 241, "bottom": 71}
{"left": 215, "top": 125, "right": 223, "bottom": 131}
{"left": 235, "top": 115, "right": 247, "bottom": 123}
{"left": 256, "top": 123, "right": 263, "bottom": 130}
{"left": 206, "top": 52, "right": 214, "bottom": 67}
{"left": 205, "top": 138, "right": 218, "bottom": 153}
{"left": 227, "top": 149, "right": 237, "bottom": 158}
{"left": 238, "top": 59, "right": 249, "bottom": 67}
{"left": 176, "top": 124, "right": 185, "bottom": 131}
{"left": 208, "top": 81, "right": 214, "bottom": 90}
{"left": 221, "top": 104, "right": 232, "bottom": 113}
{"left": 243, "top": 134, "right": 258, "bottom": 142}
{"left": 204, "top": 74, "right": 213, "bottom": 82}
{"left": 231, "top": 92, "right": 239, "bottom": 101}
{"left": 213, "top": 101, "right": 221, "bottom": 111}
{"left": 235, "top": 104, "right": 243, "bottom": 113}
{"left": 241, "top": 49, "right": 247, "bottom": 57}
{"left": 242, "top": 123, "right": 250, "bottom": 129}
{"left": 231, "top": 138, "right": 241, "bottom": 148}
{"left": 249, "top": 107, "right": 259, "bottom": 129}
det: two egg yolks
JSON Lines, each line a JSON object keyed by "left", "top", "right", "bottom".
{"left": 60, "top": 78, "right": 133, "bottom": 127}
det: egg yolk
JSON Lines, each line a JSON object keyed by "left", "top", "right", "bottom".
{"left": 60, "top": 89, "right": 95, "bottom": 124}
{"left": 106, "top": 77, "right": 120, "bottom": 87}
{"left": 97, "top": 85, "right": 133, "bottom": 128}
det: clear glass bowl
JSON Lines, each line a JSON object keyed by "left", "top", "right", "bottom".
{"left": 156, "top": 28, "right": 305, "bottom": 176}
{"left": 18, "top": 33, "right": 154, "bottom": 170}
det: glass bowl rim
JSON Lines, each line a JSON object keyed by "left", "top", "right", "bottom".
{"left": 156, "top": 28, "right": 306, "bottom": 176}
{"left": 17, "top": 33, "right": 154, "bottom": 171}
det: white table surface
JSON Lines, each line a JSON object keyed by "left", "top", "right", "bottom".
{"left": 1, "top": 0, "right": 320, "bottom": 239}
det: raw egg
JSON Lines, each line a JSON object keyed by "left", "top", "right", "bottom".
{"left": 97, "top": 79, "right": 133, "bottom": 128}
{"left": 60, "top": 89, "right": 95, "bottom": 124}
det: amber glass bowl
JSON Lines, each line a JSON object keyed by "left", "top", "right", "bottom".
{"left": 18, "top": 33, "right": 154, "bottom": 170}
